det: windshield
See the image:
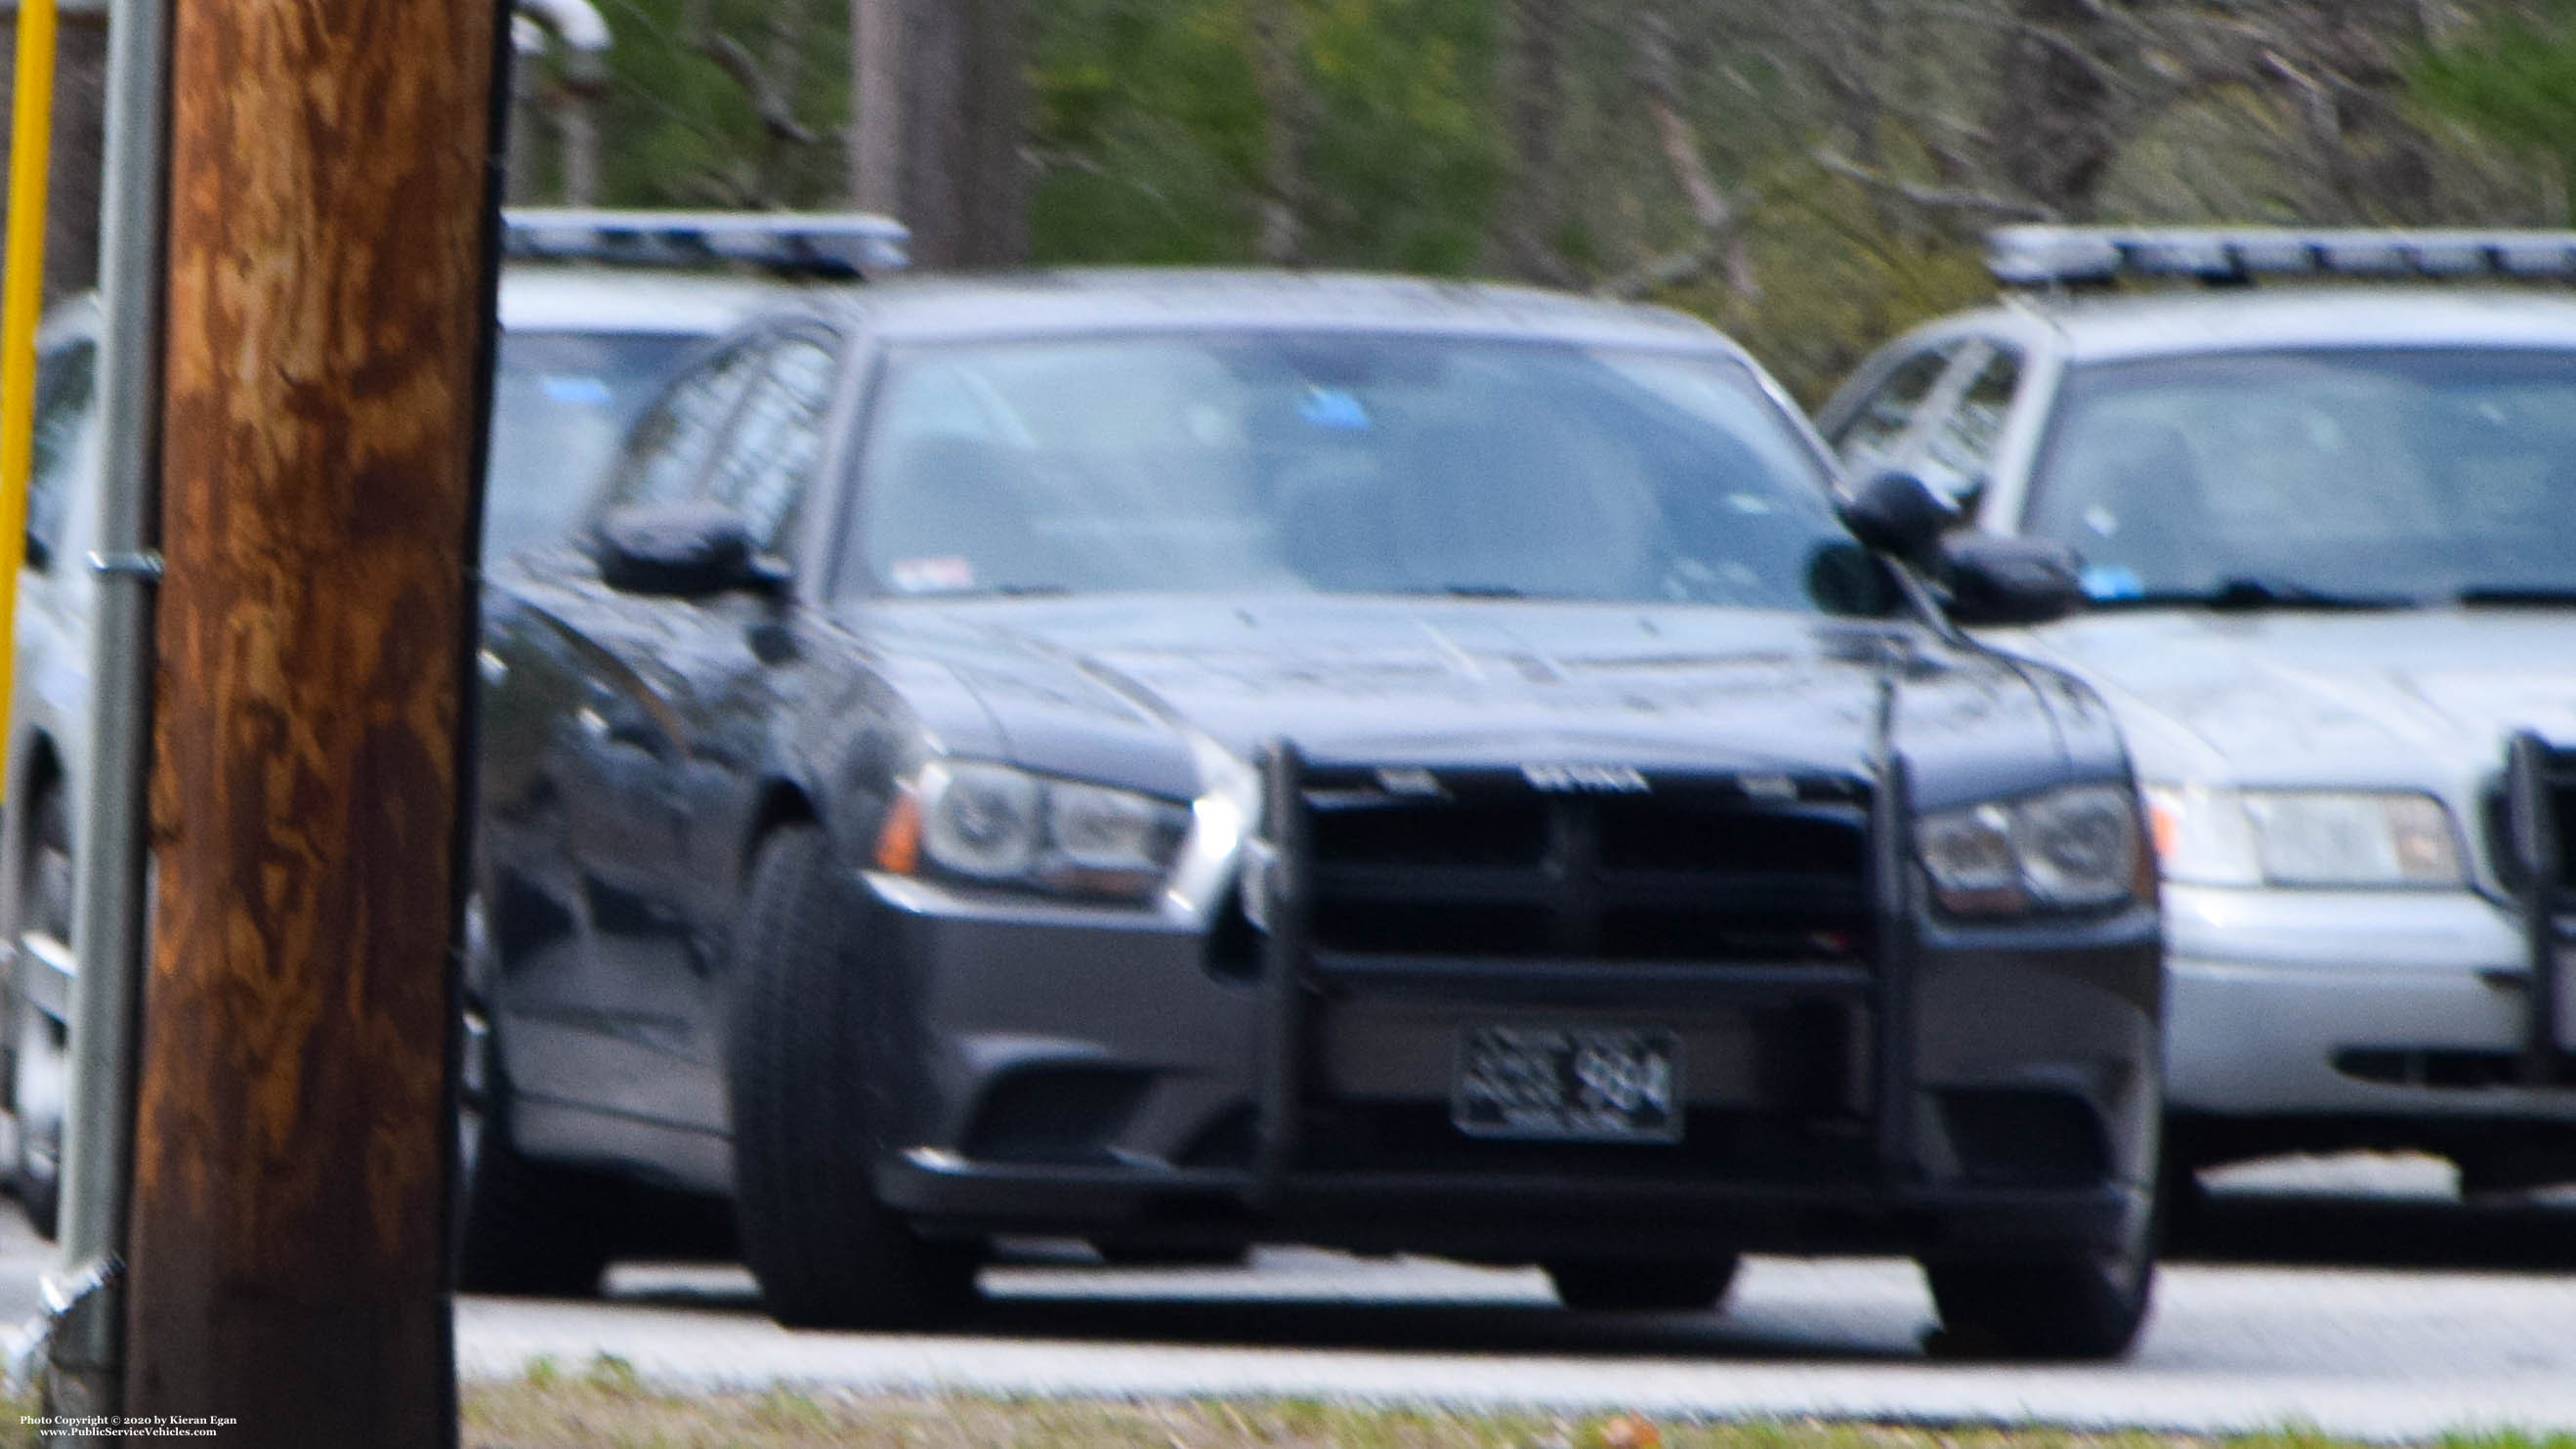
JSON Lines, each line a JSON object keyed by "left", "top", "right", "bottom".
{"left": 486, "top": 329, "right": 703, "bottom": 560}
{"left": 2026, "top": 348, "right": 2576, "bottom": 605}
{"left": 845, "top": 333, "right": 1881, "bottom": 613}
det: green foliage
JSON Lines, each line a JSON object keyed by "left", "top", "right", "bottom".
{"left": 1027, "top": 0, "right": 1504, "bottom": 274}
{"left": 1029, "top": 1, "right": 1270, "bottom": 263}
{"left": 583, "top": 1352, "right": 642, "bottom": 1391}
{"left": 1298, "top": 0, "right": 1507, "bottom": 273}
{"left": 521, "top": 0, "right": 2565, "bottom": 411}
{"left": 2412, "top": 3, "right": 2576, "bottom": 210}
{"left": 564, "top": 0, "right": 853, "bottom": 208}
{"left": 1662, "top": 162, "right": 1996, "bottom": 408}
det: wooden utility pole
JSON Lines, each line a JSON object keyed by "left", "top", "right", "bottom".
{"left": 120, "top": 0, "right": 506, "bottom": 1441}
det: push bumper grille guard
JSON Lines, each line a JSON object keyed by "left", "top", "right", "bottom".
{"left": 1251, "top": 741, "right": 1311, "bottom": 1202}
{"left": 1246, "top": 741, "right": 1920, "bottom": 1204}
{"left": 2505, "top": 732, "right": 2576, "bottom": 1085}
{"left": 1869, "top": 753, "right": 1918, "bottom": 1179}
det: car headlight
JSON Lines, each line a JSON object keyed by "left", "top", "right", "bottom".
{"left": 1916, "top": 783, "right": 2146, "bottom": 916}
{"left": 881, "top": 759, "right": 1191, "bottom": 902}
{"left": 2143, "top": 785, "right": 2462, "bottom": 889}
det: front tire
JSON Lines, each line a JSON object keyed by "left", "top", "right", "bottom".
{"left": 1923, "top": 1192, "right": 2157, "bottom": 1362}
{"left": 9, "top": 786, "right": 74, "bottom": 1240}
{"left": 453, "top": 1004, "right": 616, "bottom": 1298}
{"left": 9, "top": 991, "right": 63, "bottom": 1241}
{"left": 1544, "top": 1256, "right": 1740, "bottom": 1313}
{"left": 728, "top": 826, "right": 979, "bottom": 1329}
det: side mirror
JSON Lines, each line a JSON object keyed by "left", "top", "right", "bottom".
{"left": 1838, "top": 470, "right": 1953, "bottom": 570}
{"left": 589, "top": 501, "right": 784, "bottom": 597}
{"left": 1943, "top": 534, "right": 2086, "bottom": 627}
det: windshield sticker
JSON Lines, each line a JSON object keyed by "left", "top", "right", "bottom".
{"left": 1298, "top": 386, "right": 1372, "bottom": 431}
{"left": 538, "top": 373, "right": 615, "bottom": 407}
{"left": 2081, "top": 564, "right": 2143, "bottom": 601}
{"left": 889, "top": 556, "right": 977, "bottom": 593}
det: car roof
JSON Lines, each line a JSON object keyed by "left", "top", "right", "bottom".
{"left": 495, "top": 265, "right": 849, "bottom": 336}
{"left": 37, "top": 267, "right": 833, "bottom": 348}
{"left": 43, "top": 269, "right": 1733, "bottom": 356}
{"left": 804, "top": 268, "right": 1738, "bottom": 353}
{"left": 1969, "top": 286, "right": 2576, "bottom": 364}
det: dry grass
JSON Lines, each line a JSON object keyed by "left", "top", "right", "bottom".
{"left": 0, "top": 1367, "right": 2559, "bottom": 1448}
{"left": 456, "top": 1358, "right": 2561, "bottom": 1449}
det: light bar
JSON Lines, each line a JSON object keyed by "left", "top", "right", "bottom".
{"left": 503, "top": 208, "right": 910, "bottom": 277}
{"left": 1989, "top": 226, "right": 2576, "bottom": 288}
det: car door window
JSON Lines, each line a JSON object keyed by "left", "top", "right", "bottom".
{"left": 24, "top": 341, "right": 98, "bottom": 573}
{"left": 597, "top": 340, "right": 764, "bottom": 516}
{"left": 1917, "top": 344, "right": 2021, "bottom": 506}
{"left": 701, "top": 335, "right": 838, "bottom": 552}
{"left": 1832, "top": 345, "right": 1956, "bottom": 475}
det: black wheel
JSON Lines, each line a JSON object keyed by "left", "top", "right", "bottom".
{"left": 728, "top": 826, "right": 980, "bottom": 1329}
{"left": 2156, "top": 1141, "right": 2210, "bottom": 1248}
{"left": 1922, "top": 1213, "right": 2156, "bottom": 1361}
{"left": 453, "top": 1000, "right": 616, "bottom": 1298}
{"left": 1544, "top": 1256, "right": 1740, "bottom": 1313}
{"left": 1922, "top": 1254, "right": 2154, "bottom": 1360}
{"left": 9, "top": 785, "right": 72, "bottom": 1240}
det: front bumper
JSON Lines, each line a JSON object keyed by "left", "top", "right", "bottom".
{"left": 879, "top": 1150, "right": 2146, "bottom": 1262}
{"left": 854, "top": 857, "right": 2160, "bottom": 1263}
{"left": 2163, "top": 883, "right": 2576, "bottom": 1126}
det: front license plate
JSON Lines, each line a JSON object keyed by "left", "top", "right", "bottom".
{"left": 1452, "top": 1023, "right": 1683, "bottom": 1143}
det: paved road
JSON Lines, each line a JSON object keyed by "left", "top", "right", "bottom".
{"left": 456, "top": 1247, "right": 2576, "bottom": 1442}
{"left": 9, "top": 1157, "right": 2576, "bottom": 1440}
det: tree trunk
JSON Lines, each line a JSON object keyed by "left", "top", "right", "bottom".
{"left": 1496, "top": 0, "right": 1570, "bottom": 282}
{"left": 1248, "top": 0, "right": 1309, "bottom": 267}
{"left": 1984, "top": 0, "right": 2127, "bottom": 218}
{"left": 121, "top": 0, "right": 504, "bottom": 1440}
{"left": 854, "top": 0, "right": 1026, "bottom": 267}
{"left": 849, "top": 0, "right": 902, "bottom": 214}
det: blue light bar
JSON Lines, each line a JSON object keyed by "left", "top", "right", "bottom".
{"left": 502, "top": 208, "right": 910, "bottom": 277}
{"left": 1989, "top": 227, "right": 2576, "bottom": 288}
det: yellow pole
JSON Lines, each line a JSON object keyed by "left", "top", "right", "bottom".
{"left": 0, "top": 0, "right": 59, "bottom": 805}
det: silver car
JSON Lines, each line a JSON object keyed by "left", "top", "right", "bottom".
{"left": 1817, "top": 228, "right": 2576, "bottom": 1200}
{"left": 0, "top": 210, "right": 900, "bottom": 1234}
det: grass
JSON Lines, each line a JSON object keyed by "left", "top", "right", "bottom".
{"left": 449, "top": 1363, "right": 2576, "bottom": 1449}
{"left": 0, "top": 1370, "right": 2566, "bottom": 1448}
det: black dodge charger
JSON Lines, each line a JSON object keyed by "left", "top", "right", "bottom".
{"left": 461, "top": 270, "right": 2163, "bottom": 1358}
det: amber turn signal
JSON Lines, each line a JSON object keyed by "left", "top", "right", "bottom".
{"left": 873, "top": 789, "right": 924, "bottom": 874}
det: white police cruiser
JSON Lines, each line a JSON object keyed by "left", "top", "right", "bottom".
{"left": 0, "top": 210, "right": 902, "bottom": 1234}
{"left": 1820, "top": 229, "right": 2576, "bottom": 1203}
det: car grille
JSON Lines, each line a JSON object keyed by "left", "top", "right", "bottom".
{"left": 1295, "top": 767, "right": 1875, "bottom": 966}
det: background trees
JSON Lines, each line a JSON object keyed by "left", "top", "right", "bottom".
{"left": 273, "top": 0, "right": 2576, "bottom": 395}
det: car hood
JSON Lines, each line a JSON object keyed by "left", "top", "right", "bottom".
{"left": 2009, "top": 607, "right": 2576, "bottom": 788}
{"left": 863, "top": 596, "right": 2087, "bottom": 806}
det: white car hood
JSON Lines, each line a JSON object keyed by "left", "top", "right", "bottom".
{"left": 2007, "top": 608, "right": 2576, "bottom": 788}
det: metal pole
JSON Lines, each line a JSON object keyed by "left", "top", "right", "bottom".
{"left": 42, "top": 0, "right": 164, "bottom": 1428}
{"left": 0, "top": 0, "right": 62, "bottom": 806}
